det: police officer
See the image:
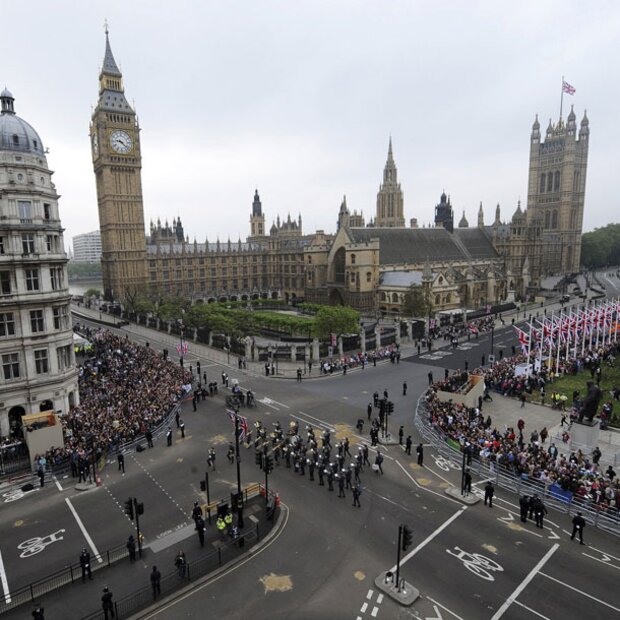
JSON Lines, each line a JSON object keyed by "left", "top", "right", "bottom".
{"left": 405, "top": 435, "right": 412, "bottom": 455}
{"left": 166, "top": 427, "right": 173, "bottom": 447}
{"left": 216, "top": 515, "right": 226, "bottom": 539}
{"left": 375, "top": 451, "right": 384, "bottom": 475}
{"left": 416, "top": 443, "right": 424, "bottom": 466}
{"left": 318, "top": 465, "right": 325, "bottom": 486}
{"left": 571, "top": 512, "right": 586, "bottom": 544}
{"left": 403, "top": 381, "right": 407, "bottom": 396}
{"left": 345, "top": 467, "right": 352, "bottom": 490}
{"left": 398, "top": 426, "right": 404, "bottom": 445}
{"left": 207, "top": 447, "right": 216, "bottom": 470}
{"left": 373, "top": 391, "right": 379, "bottom": 407}
{"left": 192, "top": 502, "right": 203, "bottom": 529}
{"left": 127, "top": 535, "right": 137, "bottom": 561}
{"left": 80, "top": 548, "right": 92, "bottom": 581}
{"left": 463, "top": 469, "right": 472, "bottom": 495}
{"left": 362, "top": 444, "right": 370, "bottom": 467}
{"left": 326, "top": 468, "right": 334, "bottom": 491}
{"left": 101, "top": 587, "right": 114, "bottom": 619}
{"left": 337, "top": 473, "right": 346, "bottom": 498}
{"left": 224, "top": 511, "right": 233, "bottom": 536}
{"left": 534, "top": 497, "right": 547, "bottom": 529}
{"left": 196, "top": 515, "right": 206, "bottom": 547}
{"left": 352, "top": 484, "right": 362, "bottom": 508}
{"left": 150, "top": 566, "right": 161, "bottom": 599}
{"left": 519, "top": 494, "right": 529, "bottom": 522}
{"left": 117, "top": 452, "right": 125, "bottom": 474}
{"left": 32, "top": 607, "right": 45, "bottom": 620}
{"left": 308, "top": 459, "right": 315, "bottom": 481}
{"left": 484, "top": 481, "right": 495, "bottom": 507}
{"left": 179, "top": 419, "right": 185, "bottom": 438}
{"left": 367, "top": 402, "right": 373, "bottom": 421}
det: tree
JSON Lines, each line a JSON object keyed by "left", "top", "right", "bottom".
{"left": 402, "top": 285, "right": 433, "bottom": 319}
{"left": 313, "top": 306, "right": 360, "bottom": 340}
{"left": 84, "top": 288, "right": 102, "bottom": 298}
{"left": 581, "top": 223, "right": 620, "bottom": 269}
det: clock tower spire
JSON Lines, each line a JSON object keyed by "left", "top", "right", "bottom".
{"left": 91, "top": 28, "right": 147, "bottom": 301}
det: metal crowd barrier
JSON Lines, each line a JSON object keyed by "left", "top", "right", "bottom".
{"left": 414, "top": 394, "right": 620, "bottom": 537}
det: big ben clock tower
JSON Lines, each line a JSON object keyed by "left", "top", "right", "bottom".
{"left": 91, "top": 28, "right": 147, "bottom": 301}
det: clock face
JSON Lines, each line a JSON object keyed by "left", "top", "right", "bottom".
{"left": 110, "top": 129, "right": 133, "bottom": 154}
{"left": 92, "top": 133, "right": 98, "bottom": 156}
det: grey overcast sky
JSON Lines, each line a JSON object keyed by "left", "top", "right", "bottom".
{"left": 3, "top": 1, "right": 619, "bottom": 247}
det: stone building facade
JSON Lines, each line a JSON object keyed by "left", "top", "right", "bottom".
{"left": 0, "top": 89, "right": 78, "bottom": 438}
{"left": 89, "top": 32, "right": 588, "bottom": 314}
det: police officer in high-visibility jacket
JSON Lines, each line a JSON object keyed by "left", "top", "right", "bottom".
{"left": 216, "top": 516, "right": 226, "bottom": 540}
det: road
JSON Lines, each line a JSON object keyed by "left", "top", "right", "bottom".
{"left": 1, "top": 307, "right": 619, "bottom": 619}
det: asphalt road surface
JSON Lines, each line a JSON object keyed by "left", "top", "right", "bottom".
{"left": 1, "top": 311, "right": 619, "bottom": 619}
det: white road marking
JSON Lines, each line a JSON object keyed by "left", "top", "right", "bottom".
{"left": 53, "top": 475, "right": 63, "bottom": 491}
{"left": 586, "top": 545, "right": 620, "bottom": 562}
{"left": 376, "top": 593, "right": 383, "bottom": 604}
{"left": 366, "top": 589, "right": 374, "bottom": 599}
{"left": 395, "top": 460, "right": 464, "bottom": 506}
{"left": 297, "top": 410, "right": 335, "bottom": 430}
{"left": 65, "top": 497, "right": 103, "bottom": 563}
{"left": 258, "top": 398, "right": 279, "bottom": 411}
{"left": 582, "top": 553, "right": 620, "bottom": 571}
{"left": 426, "top": 603, "right": 444, "bottom": 620}
{"left": 497, "top": 512, "right": 543, "bottom": 538}
{"left": 540, "top": 571, "right": 620, "bottom": 613}
{"left": 0, "top": 548, "right": 11, "bottom": 603}
{"left": 426, "top": 596, "right": 465, "bottom": 620}
{"left": 361, "top": 602, "right": 368, "bottom": 613}
{"left": 267, "top": 398, "right": 289, "bottom": 409}
{"left": 291, "top": 413, "right": 331, "bottom": 431}
{"left": 371, "top": 606, "right": 379, "bottom": 617}
{"left": 389, "top": 507, "right": 466, "bottom": 572}
{"left": 513, "top": 600, "right": 550, "bottom": 619}
{"left": 490, "top": 544, "right": 559, "bottom": 620}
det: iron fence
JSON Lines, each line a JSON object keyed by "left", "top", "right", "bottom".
{"left": 0, "top": 543, "right": 130, "bottom": 614}
{"left": 414, "top": 394, "right": 620, "bottom": 537}
{"left": 79, "top": 516, "right": 274, "bottom": 619}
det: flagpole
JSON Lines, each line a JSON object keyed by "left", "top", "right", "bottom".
{"left": 527, "top": 322, "right": 532, "bottom": 377}
{"left": 556, "top": 313, "right": 562, "bottom": 372}
{"left": 559, "top": 75, "right": 564, "bottom": 120}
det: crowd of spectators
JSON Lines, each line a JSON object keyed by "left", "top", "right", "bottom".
{"left": 423, "top": 340, "right": 620, "bottom": 517}
{"left": 34, "top": 329, "right": 191, "bottom": 470}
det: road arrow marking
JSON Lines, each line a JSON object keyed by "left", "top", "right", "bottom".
{"left": 426, "top": 604, "right": 443, "bottom": 620}
{"left": 498, "top": 513, "right": 514, "bottom": 524}
{"left": 547, "top": 530, "right": 560, "bottom": 540}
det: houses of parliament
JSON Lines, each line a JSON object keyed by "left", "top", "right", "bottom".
{"left": 91, "top": 32, "right": 589, "bottom": 315}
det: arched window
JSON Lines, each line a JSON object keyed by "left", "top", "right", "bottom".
{"left": 540, "top": 174, "right": 546, "bottom": 193}
{"left": 445, "top": 293, "right": 451, "bottom": 304}
{"left": 544, "top": 211, "right": 550, "bottom": 228}
{"left": 380, "top": 292, "right": 387, "bottom": 301}
{"left": 366, "top": 271, "right": 372, "bottom": 283}
{"left": 554, "top": 171, "right": 560, "bottom": 191}
{"left": 435, "top": 294, "right": 441, "bottom": 305}
{"left": 307, "top": 255, "right": 312, "bottom": 264}
{"left": 551, "top": 210, "right": 558, "bottom": 229}
{"left": 547, "top": 172, "right": 553, "bottom": 192}
{"left": 392, "top": 293, "right": 399, "bottom": 303}
{"left": 350, "top": 254, "right": 356, "bottom": 265}
{"left": 12, "top": 134, "right": 19, "bottom": 145}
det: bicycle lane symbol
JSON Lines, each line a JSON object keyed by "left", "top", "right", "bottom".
{"left": 445, "top": 546, "right": 504, "bottom": 581}
{"left": 18, "top": 529, "right": 66, "bottom": 558}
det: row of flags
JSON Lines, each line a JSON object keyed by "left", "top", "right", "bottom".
{"left": 176, "top": 341, "right": 189, "bottom": 356}
{"left": 227, "top": 409, "right": 249, "bottom": 440}
{"left": 514, "top": 299, "right": 619, "bottom": 370}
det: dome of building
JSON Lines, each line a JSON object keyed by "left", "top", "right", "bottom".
{"left": 0, "top": 89, "right": 45, "bottom": 155}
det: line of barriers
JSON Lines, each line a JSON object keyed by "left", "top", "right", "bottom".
{"left": 414, "top": 394, "right": 620, "bottom": 537}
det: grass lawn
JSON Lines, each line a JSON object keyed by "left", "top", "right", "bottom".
{"left": 552, "top": 363, "right": 620, "bottom": 427}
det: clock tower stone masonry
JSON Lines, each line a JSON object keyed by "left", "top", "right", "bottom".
{"left": 90, "top": 29, "right": 147, "bottom": 301}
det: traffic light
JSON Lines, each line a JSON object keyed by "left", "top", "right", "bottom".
{"left": 402, "top": 525, "right": 413, "bottom": 551}
{"left": 255, "top": 451, "right": 262, "bottom": 466}
{"left": 379, "top": 399, "right": 386, "bottom": 414}
{"left": 387, "top": 401, "right": 394, "bottom": 414}
{"left": 200, "top": 480, "right": 206, "bottom": 492}
{"left": 466, "top": 446, "right": 473, "bottom": 466}
{"left": 136, "top": 502, "right": 144, "bottom": 516}
{"left": 265, "top": 455, "right": 274, "bottom": 474}
{"left": 124, "top": 497, "right": 134, "bottom": 521}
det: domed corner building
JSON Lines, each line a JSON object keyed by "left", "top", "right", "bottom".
{"left": 0, "top": 87, "right": 78, "bottom": 450}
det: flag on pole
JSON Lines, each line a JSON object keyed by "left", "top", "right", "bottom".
{"left": 514, "top": 326, "right": 530, "bottom": 354}
{"left": 562, "top": 80, "right": 576, "bottom": 95}
{"left": 176, "top": 341, "right": 189, "bottom": 355}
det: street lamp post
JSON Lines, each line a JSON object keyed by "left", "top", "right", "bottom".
{"left": 490, "top": 325, "right": 495, "bottom": 361}
{"left": 232, "top": 403, "right": 244, "bottom": 529}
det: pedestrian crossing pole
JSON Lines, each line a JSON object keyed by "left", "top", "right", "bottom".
{"left": 395, "top": 525, "right": 402, "bottom": 589}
